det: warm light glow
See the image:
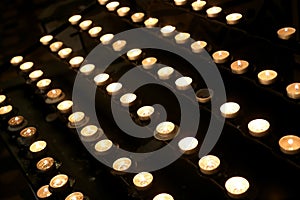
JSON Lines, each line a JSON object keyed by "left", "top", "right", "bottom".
{"left": 198, "top": 155, "right": 220, "bottom": 174}
{"left": 8, "top": 115, "right": 24, "bottom": 127}
{"left": 230, "top": 60, "right": 249, "bottom": 74}
{"left": 36, "top": 79, "right": 51, "bottom": 89}
{"left": 20, "top": 127, "right": 36, "bottom": 137}
{"left": 279, "top": 135, "right": 300, "bottom": 154}
{"left": 257, "top": 70, "right": 277, "bottom": 85}
{"left": 79, "top": 20, "right": 92, "bottom": 30}
{"left": 225, "top": 176, "right": 250, "bottom": 196}
{"left": 81, "top": 125, "right": 98, "bottom": 137}
{"left": 0, "top": 105, "right": 13, "bottom": 115}
{"left": 286, "top": 82, "right": 300, "bottom": 99}
{"left": 127, "top": 48, "right": 142, "bottom": 60}
{"left": 226, "top": 13, "right": 243, "bottom": 25}
{"left": 133, "top": 172, "right": 153, "bottom": 188}
{"left": 248, "top": 119, "right": 270, "bottom": 137}
{"left": 220, "top": 102, "right": 240, "bottom": 118}
{"left": 94, "top": 73, "right": 110, "bottom": 85}
{"left": 131, "top": 12, "right": 145, "bottom": 22}
{"left": 212, "top": 50, "right": 230, "bottom": 64}
{"left": 117, "top": 7, "right": 130, "bottom": 17}
{"left": 175, "top": 32, "right": 190, "bottom": 44}
{"left": 40, "top": 35, "right": 53, "bottom": 45}
{"left": 178, "top": 137, "right": 198, "bottom": 152}
{"left": 80, "top": 64, "right": 95, "bottom": 75}
{"left": 36, "top": 157, "right": 54, "bottom": 171}
{"left": 174, "top": 0, "right": 187, "bottom": 6}
{"left": 153, "top": 193, "right": 174, "bottom": 200}
{"left": 0, "top": 95, "right": 6, "bottom": 104}
{"left": 156, "top": 121, "right": 175, "bottom": 135}
{"left": 160, "top": 25, "right": 176, "bottom": 37}
{"left": 191, "top": 0, "right": 206, "bottom": 11}
{"left": 49, "top": 174, "right": 68, "bottom": 188}
{"left": 120, "top": 93, "right": 137, "bottom": 106}
{"left": 144, "top": 17, "right": 159, "bottom": 28}
{"left": 10, "top": 56, "right": 23, "bottom": 66}
{"left": 88, "top": 26, "right": 102, "bottom": 37}
{"left": 113, "top": 157, "right": 132, "bottom": 171}
{"left": 58, "top": 48, "right": 72, "bottom": 59}
{"left": 106, "top": 1, "right": 119, "bottom": 11}
{"left": 175, "top": 76, "right": 193, "bottom": 90}
{"left": 206, "top": 6, "right": 222, "bottom": 17}
{"left": 106, "top": 82, "right": 122, "bottom": 95}
{"left": 49, "top": 41, "right": 63, "bottom": 52}
{"left": 57, "top": 100, "right": 73, "bottom": 112}
{"left": 47, "top": 89, "right": 62, "bottom": 99}
{"left": 142, "top": 57, "right": 157, "bottom": 69}
{"left": 157, "top": 66, "right": 174, "bottom": 80}
{"left": 190, "top": 41, "right": 207, "bottom": 53}
{"left": 100, "top": 33, "right": 114, "bottom": 45}
{"left": 137, "top": 106, "right": 155, "bottom": 120}
{"left": 94, "top": 139, "right": 113, "bottom": 152}
{"left": 29, "top": 70, "right": 43, "bottom": 80}
{"left": 112, "top": 40, "right": 127, "bottom": 51}
{"left": 277, "top": 27, "right": 296, "bottom": 40}
{"left": 37, "top": 185, "right": 52, "bottom": 198}
{"left": 98, "top": 0, "right": 109, "bottom": 5}
{"left": 68, "top": 112, "right": 85, "bottom": 124}
{"left": 69, "top": 56, "right": 84, "bottom": 68}
{"left": 19, "top": 61, "right": 33, "bottom": 72}
{"left": 29, "top": 140, "right": 47, "bottom": 153}
{"left": 65, "top": 192, "right": 84, "bottom": 200}
{"left": 68, "top": 14, "right": 82, "bottom": 25}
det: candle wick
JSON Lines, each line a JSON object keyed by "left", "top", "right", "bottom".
{"left": 284, "top": 28, "right": 288, "bottom": 32}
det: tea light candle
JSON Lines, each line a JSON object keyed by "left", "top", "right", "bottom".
{"left": 175, "top": 76, "right": 193, "bottom": 90}
{"left": 98, "top": 0, "right": 108, "bottom": 5}
{"left": 106, "top": 82, "right": 122, "bottom": 95}
{"left": 131, "top": 12, "right": 145, "bottom": 23}
{"left": 29, "top": 70, "right": 43, "bottom": 81}
{"left": 174, "top": 32, "right": 190, "bottom": 44}
{"left": 49, "top": 41, "right": 63, "bottom": 52}
{"left": 198, "top": 155, "right": 220, "bottom": 174}
{"left": 157, "top": 66, "right": 174, "bottom": 80}
{"left": 120, "top": 93, "right": 137, "bottom": 106}
{"left": 142, "top": 57, "right": 157, "bottom": 69}
{"left": 19, "top": 61, "right": 33, "bottom": 72}
{"left": 68, "top": 14, "right": 81, "bottom": 25}
{"left": 94, "top": 73, "right": 110, "bottom": 86}
{"left": 36, "top": 157, "right": 55, "bottom": 172}
{"left": 79, "top": 20, "right": 92, "bottom": 31}
{"left": 58, "top": 48, "right": 72, "bottom": 59}
{"left": 8, "top": 115, "right": 25, "bottom": 128}
{"left": 80, "top": 125, "right": 101, "bottom": 141}
{"left": 226, "top": 13, "right": 243, "bottom": 25}
{"left": 277, "top": 27, "right": 296, "bottom": 40}
{"left": 20, "top": 126, "right": 36, "bottom": 138}
{"left": 112, "top": 40, "right": 127, "bottom": 51}
{"left": 230, "top": 60, "right": 249, "bottom": 74}
{"left": 80, "top": 64, "right": 95, "bottom": 75}
{"left": 196, "top": 88, "right": 213, "bottom": 103}
{"left": 174, "top": 0, "right": 187, "bottom": 6}
{"left": 65, "top": 192, "right": 84, "bottom": 200}
{"left": 0, "top": 105, "right": 13, "bottom": 115}
{"left": 36, "top": 79, "right": 51, "bottom": 90}
{"left": 112, "top": 157, "right": 132, "bottom": 171}
{"left": 178, "top": 137, "right": 198, "bottom": 154}
{"left": 257, "top": 70, "right": 277, "bottom": 85}
{"left": 248, "top": 119, "right": 270, "bottom": 137}
{"left": 191, "top": 41, "right": 207, "bottom": 53}
{"left": 212, "top": 50, "right": 230, "bottom": 64}
{"left": 88, "top": 26, "right": 102, "bottom": 37}
{"left": 106, "top": 1, "right": 119, "bottom": 11}
{"left": 225, "top": 176, "right": 250, "bottom": 198}
{"left": 100, "top": 33, "right": 114, "bottom": 45}
{"left": 191, "top": 0, "right": 206, "bottom": 11}
{"left": 57, "top": 100, "right": 73, "bottom": 113}
{"left": 29, "top": 140, "right": 47, "bottom": 153}
{"left": 127, "top": 48, "right": 142, "bottom": 60}
{"left": 206, "top": 6, "right": 222, "bottom": 18}
{"left": 286, "top": 83, "right": 300, "bottom": 99}
{"left": 160, "top": 25, "right": 176, "bottom": 37}
{"left": 278, "top": 135, "right": 300, "bottom": 155}
{"left": 10, "top": 56, "right": 23, "bottom": 66}
{"left": 220, "top": 102, "right": 240, "bottom": 118}
{"left": 0, "top": 95, "right": 6, "bottom": 104}
{"left": 156, "top": 121, "right": 175, "bottom": 135}
{"left": 69, "top": 56, "right": 84, "bottom": 68}
{"left": 144, "top": 17, "right": 159, "bottom": 28}
{"left": 40, "top": 35, "right": 53, "bottom": 45}
{"left": 94, "top": 139, "right": 113, "bottom": 153}
{"left": 117, "top": 7, "right": 130, "bottom": 17}
{"left": 153, "top": 193, "right": 174, "bottom": 200}
{"left": 137, "top": 106, "right": 155, "bottom": 120}
{"left": 68, "top": 111, "right": 85, "bottom": 126}
{"left": 37, "top": 185, "right": 52, "bottom": 199}
{"left": 47, "top": 89, "right": 62, "bottom": 100}
{"left": 133, "top": 172, "right": 153, "bottom": 189}
{"left": 49, "top": 174, "right": 69, "bottom": 189}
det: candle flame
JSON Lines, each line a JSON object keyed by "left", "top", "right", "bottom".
{"left": 265, "top": 70, "right": 270, "bottom": 77}
{"left": 237, "top": 60, "right": 242, "bottom": 67}
{"left": 295, "top": 84, "right": 299, "bottom": 90}
{"left": 284, "top": 28, "right": 288, "bottom": 32}
{"left": 218, "top": 51, "right": 222, "bottom": 56}
{"left": 288, "top": 138, "right": 294, "bottom": 145}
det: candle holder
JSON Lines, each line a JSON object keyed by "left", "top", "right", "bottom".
{"left": 68, "top": 14, "right": 82, "bottom": 25}
{"left": 212, "top": 50, "right": 230, "bottom": 64}
{"left": 79, "top": 20, "right": 93, "bottom": 31}
{"left": 67, "top": 111, "right": 89, "bottom": 129}
{"left": 117, "top": 7, "right": 130, "bottom": 17}
{"left": 277, "top": 27, "right": 296, "bottom": 40}
{"left": 230, "top": 60, "right": 249, "bottom": 74}
{"left": 142, "top": 57, "right": 157, "bottom": 69}
{"left": 80, "top": 125, "right": 103, "bottom": 142}
{"left": 120, "top": 93, "right": 137, "bottom": 107}
{"left": 257, "top": 70, "right": 277, "bottom": 85}
{"left": 36, "top": 185, "right": 53, "bottom": 200}
{"left": 174, "top": 0, "right": 187, "bottom": 6}
{"left": 154, "top": 121, "right": 179, "bottom": 141}
{"left": 10, "top": 55, "right": 23, "bottom": 66}
{"left": 0, "top": 94, "right": 7, "bottom": 106}
{"left": 112, "top": 157, "right": 132, "bottom": 174}
{"left": 144, "top": 17, "right": 159, "bottom": 28}
{"left": 127, "top": 48, "right": 142, "bottom": 61}
{"left": 17, "top": 126, "right": 38, "bottom": 147}
{"left": 278, "top": 135, "right": 300, "bottom": 155}
{"left": 174, "top": 32, "right": 190, "bottom": 44}
{"left": 57, "top": 100, "right": 73, "bottom": 114}
{"left": 19, "top": 61, "right": 34, "bottom": 73}
{"left": 7, "top": 115, "right": 28, "bottom": 132}
{"left": 137, "top": 105, "right": 155, "bottom": 121}
{"left": 49, "top": 174, "right": 74, "bottom": 198}
{"left": 58, "top": 48, "right": 73, "bottom": 59}
{"left": 157, "top": 66, "right": 174, "bottom": 80}
{"left": 36, "top": 79, "right": 52, "bottom": 93}
{"left": 79, "top": 64, "right": 95, "bottom": 76}
{"left": 175, "top": 76, "right": 193, "bottom": 90}
{"left": 88, "top": 26, "right": 102, "bottom": 37}
{"left": 106, "top": 82, "right": 123, "bottom": 95}
{"left": 94, "top": 139, "right": 113, "bottom": 155}
{"left": 160, "top": 25, "right": 176, "bottom": 37}
{"left": 112, "top": 40, "right": 127, "bottom": 52}
{"left": 131, "top": 12, "right": 145, "bottom": 23}
{"left": 220, "top": 102, "right": 240, "bottom": 118}
{"left": 196, "top": 88, "right": 213, "bottom": 103}
{"left": 226, "top": 13, "right": 243, "bottom": 25}
{"left": 28, "top": 69, "right": 44, "bottom": 83}
{"left": 49, "top": 41, "right": 63, "bottom": 52}
{"left": 28, "top": 140, "right": 48, "bottom": 160}
{"left": 65, "top": 192, "right": 88, "bottom": 200}
{"left": 45, "top": 89, "right": 65, "bottom": 104}
{"left": 198, "top": 155, "right": 220, "bottom": 175}
{"left": 106, "top": 1, "right": 119, "bottom": 11}
{"left": 94, "top": 73, "right": 110, "bottom": 86}
{"left": 206, "top": 6, "right": 222, "bottom": 18}
{"left": 191, "top": 41, "right": 207, "bottom": 53}
{"left": 191, "top": 1, "right": 206, "bottom": 11}
{"left": 247, "top": 119, "right": 270, "bottom": 137}
{"left": 178, "top": 137, "right": 198, "bottom": 154}
{"left": 0, "top": 105, "right": 15, "bottom": 121}
{"left": 100, "top": 33, "right": 114, "bottom": 45}
{"left": 133, "top": 172, "right": 153, "bottom": 190}
{"left": 40, "top": 35, "right": 54, "bottom": 45}
{"left": 225, "top": 176, "right": 250, "bottom": 199}
{"left": 153, "top": 193, "right": 174, "bottom": 200}
{"left": 286, "top": 83, "right": 300, "bottom": 99}
{"left": 69, "top": 56, "right": 84, "bottom": 69}
{"left": 36, "top": 157, "right": 60, "bottom": 181}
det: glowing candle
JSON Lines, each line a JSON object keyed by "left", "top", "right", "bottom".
{"left": 286, "top": 83, "right": 300, "bottom": 99}
{"left": 20, "top": 126, "right": 36, "bottom": 138}
{"left": 191, "top": 41, "right": 207, "bottom": 53}
{"left": 106, "top": 1, "right": 119, "bottom": 11}
{"left": 174, "top": 32, "right": 190, "bottom": 44}
{"left": 0, "top": 95, "right": 6, "bottom": 104}
{"left": 36, "top": 157, "right": 55, "bottom": 172}
{"left": 80, "top": 125, "right": 100, "bottom": 141}
{"left": 127, "top": 48, "right": 142, "bottom": 60}
{"left": 160, "top": 25, "right": 176, "bottom": 37}
{"left": 196, "top": 88, "right": 213, "bottom": 103}
{"left": 49, "top": 174, "right": 68, "bottom": 189}
{"left": 142, "top": 57, "right": 157, "bottom": 69}
{"left": 69, "top": 56, "right": 84, "bottom": 68}
{"left": 94, "top": 139, "right": 113, "bottom": 153}
{"left": 68, "top": 14, "right": 82, "bottom": 25}
{"left": 212, "top": 50, "right": 230, "bottom": 64}
{"left": 47, "top": 89, "right": 62, "bottom": 100}
{"left": 198, "top": 155, "right": 220, "bottom": 174}
{"left": 94, "top": 73, "right": 110, "bottom": 86}
{"left": 257, "top": 70, "right": 277, "bottom": 85}
{"left": 8, "top": 115, "right": 24, "bottom": 128}
{"left": 133, "top": 172, "right": 153, "bottom": 189}
{"left": 88, "top": 26, "right": 102, "bottom": 37}
{"left": 156, "top": 121, "right": 175, "bottom": 135}
{"left": 57, "top": 100, "right": 73, "bottom": 113}
{"left": 10, "top": 56, "right": 23, "bottom": 66}
{"left": 178, "top": 137, "right": 198, "bottom": 154}
{"left": 29, "top": 140, "right": 47, "bottom": 153}
{"left": 68, "top": 111, "right": 85, "bottom": 126}
{"left": 278, "top": 135, "right": 300, "bottom": 155}
{"left": 117, "top": 7, "right": 130, "bottom": 17}
{"left": 29, "top": 70, "right": 43, "bottom": 81}
{"left": 112, "top": 40, "right": 127, "bottom": 51}
{"left": 36, "top": 185, "right": 52, "bottom": 199}
{"left": 79, "top": 19, "right": 92, "bottom": 31}
{"left": 19, "top": 61, "right": 33, "bottom": 72}
{"left": 247, "top": 119, "right": 270, "bottom": 137}
{"left": 106, "top": 82, "right": 122, "bottom": 95}
{"left": 40, "top": 35, "right": 53, "bottom": 45}
{"left": 206, "top": 6, "right": 222, "bottom": 18}
{"left": 157, "top": 66, "right": 174, "bottom": 80}
{"left": 36, "top": 79, "right": 51, "bottom": 90}
{"left": 191, "top": 0, "right": 206, "bottom": 11}
{"left": 153, "top": 193, "right": 174, "bottom": 200}
{"left": 220, "top": 102, "right": 240, "bottom": 118}
{"left": 277, "top": 27, "right": 296, "bottom": 40}
{"left": 98, "top": 0, "right": 109, "bottom": 5}
{"left": 137, "top": 106, "right": 155, "bottom": 120}
{"left": 120, "top": 93, "right": 137, "bottom": 106}
{"left": 226, "top": 13, "right": 243, "bottom": 25}
{"left": 100, "top": 33, "right": 114, "bottom": 45}
{"left": 174, "top": 0, "right": 187, "bottom": 6}
{"left": 175, "top": 76, "right": 193, "bottom": 90}
{"left": 225, "top": 176, "right": 250, "bottom": 198}
{"left": 230, "top": 60, "right": 249, "bottom": 74}
{"left": 144, "top": 17, "right": 159, "bottom": 28}
{"left": 65, "top": 192, "right": 84, "bottom": 200}
{"left": 131, "top": 12, "right": 145, "bottom": 23}
{"left": 58, "top": 48, "right": 72, "bottom": 59}
{"left": 0, "top": 105, "right": 12, "bottom": 115}
{"left": 80, "top": 64, "right": 95, "bottom": 75}
{"left": 49, "top": 41, "right": 63, "bottom": 52}
{"left": 112, "top": 157, "right": 131, "bottom": 171}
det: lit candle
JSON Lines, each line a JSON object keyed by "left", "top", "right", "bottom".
{"left": 20, "top": 126, "right": 36, "bottom": 138}
{"left": 36, "top": 185, "right": 52, "bottom": 199}
{"left": 69, "top": 56, "right": 84, "bottom": 68}
{"left": 106, "top": 1, "right": 119, "bottom": 11}
{"left": 68, "top": 111, "right": 85, "bottom": 126}
{"left": 156, "top": 121, "right": 175, "bottom": 135}
{"left": 206, "top": 6, "right": 222, "bottom": 18}
{"left": 127, "top": 48, "right": 142, "bottom": 60}
{"left": 36, "top": 79, "right": 51, "bottom": 90}
{"left": 153, "top": 193, "right": 174, "bottom": 200}
{"left": 8, "top": 115, "right": 25, "bottom": 128}
{"left": 247, "top": 118, "right": 270, "bottom": 137}
{"left": 131, "top": 12, "right": 145, "bottom": 23}
{"left": 133, "top": 172, "right": 153, "bottom": 189}
{"left": 225, "top": 176, "right": 250, "bottom": 198}
{"left": 174, "top": 0, "right": 187, "bottom": 6}
{"left": 117, "top": 7, "right": 130, "bottom": 17}
{"left": 68, "top": 14, "right": 82, "bottom": 25}
{"left": 0, "top": 105, "right": 13, "bottom": 115}
{"left": 40, "top": 35, "right": 53, "bottom": 45}
{"left": 10, "top": 55, "right": 23, "bottom": 66}
{"left": 191, "top": 40, "right": 207, "bottom": 53}
{"left": 174, "top": 32, "right": 190, "bottom": 44}
{"left": 230, "top": 60, "right": 249, "bottom": 74}
{"left": 80, "top": 125, "right": 100, "bottom": 141}
{"left": 88, "top": 26, "right": 102, "bottom": 37}
{"left": 94, "top": 139, "right": 113, "bottom": 153}
{"left": 65, "top": 192, "right": 84, "bottom": 200}
{"left": 79, "top": 19, "right": 92, "bottom": 31}
{"left": 191, "top": 0, "right": 206, "bottom": 11}
{"left": 49, "top": 174, "right": 69, "bottom": 189}
{"left": 19, "top": 61, "right": 33, "bottom": 73}
{"left": 49, "top": 41, "right": 63, "bottom": 52}
{"left": 157, "top": 66, "right": 174, "bottom": 80}
{"left": 112, "top": 157, "right": 132, "bottom": 171}
{"left": 144, "top": 17, "right": 159, "bottom": 28}
{"left": 29, "top": 70, "right": 43, "bottom": 81}
{"left": 175, "top": 76, "right": 193, "bottom": 90}
{"left": 142, "top": 57, "right": 157, "bottom": 69}
{"left": 212, "top": 50, "right": 230, "bottom": 64}
{"left": 226, "top": 13, "right": 243, "bottom": 25}
{"left": 57, "top": 100, "right": 73, "bottom": 113}
{"left": 257, "top": 69, "right": 277, "bottom": 85}
{"left": 106, "top": 82, "right": 122, "bottom": 95}
{"left": 58, "top": 48, "right": 72, "bottom": 59}
{"left": 97, "top": 0, "right": 108, "bottom": 5}
{"left": 29, "top": 140, "right": 47, "bottom": 153}
{"left": 160, "top": 25, "right": 176, "bottom": 37}
{"left": 286, "top": 82, "right": 300, "bottom": 99}
{"left": 112, "top": 40, "right": 127, "bottom": 51}
{"left": 196, "top": 88, "right": 213, "bottom": 103}
{"left": 100, "top": 33, "right": 114, "bottom": 45}
{"left": 80, "top": 64, "right": 95, "bottom": 75}
{"left": 94, "top": 73, "right": 110, "bottom": 86}
{"left": 278, "top": 135, "right": 300, "bottom": 155}
{"left": 120, "top": 93, "right": 137, "bottom": 106}
{"left": 0, "top": 95, "right": 6, "bottom": 104}
{"left": 137, "top": 106, "right": 155, "bottom": 120}
{"left": 178, "top": 137, "right": 198, "bottom": 154}
{"left": 198, "top": 155, "right": 220, "bottom": 175}
{"left": 220, "top": 102, "right": 240, "bottom": 118}
{"left": 277, "top": 27, "right": 296, "bottom": 40}
{"left": 47, "top": 89, "right": 62, "bottom": 100}
{"left": 36, "top": 157, "right": 55, "bottom": 172}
